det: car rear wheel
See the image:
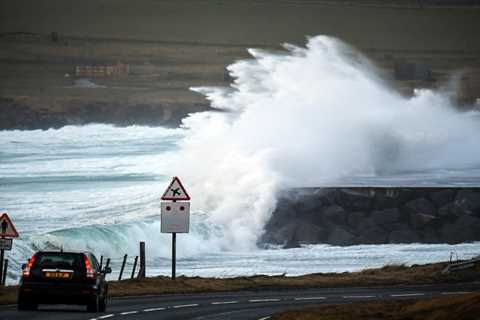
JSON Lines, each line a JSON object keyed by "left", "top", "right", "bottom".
{"left": 17, "top": 298, "right": 38, "bottom": 311}
{"left": 86, "top": 295, "right": 99, "bottom": 312}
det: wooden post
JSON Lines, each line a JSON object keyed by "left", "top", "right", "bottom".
{"left": 99, "top": 255, "right": 104, "bottom": 270}
{"left": 118, "top": 254, "right": 127, "bottom": 281}
{"left": 130, "top": 256, "right": 138, "bottom": 279}
{"left": 137, "top": 242, "right": 145, "bottom": 279}
{"left": 172, "top": 233, "right": 176, "bottom": 280}
{"left": 1, "top": 259, "right": 7, "bottom": 285}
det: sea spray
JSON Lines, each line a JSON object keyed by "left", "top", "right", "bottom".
{"left": 173, "top": 36, "right": 480, "bottom": 249}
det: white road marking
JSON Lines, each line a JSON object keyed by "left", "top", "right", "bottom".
{"left": 258, "top": 317, "right": 271, "bottom": 320}
{"left": 143, "top": 307, "right": 166, "bottom": 312}
{"left": 343, "top": 295, "right": 376, "bottom": 299}
{"left": 120, "top": 311, "right": 138, "bottom": 315}
{"left": 390, "top": 293, "right": 425, "bottom": 297}
{"left": 99, "top": 315, "right": 114, "bottom": 319}
{"left": 211, "top": 301, "right": 239, "bottom": 305}
{"left": 173, "top": 304, "right": 199, "bottom": 308}
{"left": 294, "top": 297, "right": 327, "bottom": 301}
{"left": 248, "top": 299, "right": 281, "bottom": 303}
{"left": 441, "top": 291, "right": 472, "bottom": 295}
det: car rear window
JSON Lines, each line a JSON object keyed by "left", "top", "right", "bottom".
{"left": 34, "top": 253, "right": 84, "bottom": 270}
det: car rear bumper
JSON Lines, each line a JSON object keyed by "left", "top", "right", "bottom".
{"left": 19, "top": 282, "right": 99, "bottom": 305}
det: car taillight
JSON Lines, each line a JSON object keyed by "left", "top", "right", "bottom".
{"left": 22, "top": 254, "right": 37, "bottom": 278}
{"left": 83, "top": 254, "right": 96, "bottom": 279}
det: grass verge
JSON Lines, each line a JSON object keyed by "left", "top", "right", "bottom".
{"left": 271, "top": 293, "right": 480, "bottom": 320}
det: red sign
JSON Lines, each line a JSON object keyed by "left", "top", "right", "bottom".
{"left": 0, "top": 213, "right": 19, "bottom": 238}
{"left": 161, "top": 177, "right": 191, "bottom": 201}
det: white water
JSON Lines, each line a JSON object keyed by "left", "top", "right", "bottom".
{"left": 1, "top": 36, "right": 480, "bottom": 283}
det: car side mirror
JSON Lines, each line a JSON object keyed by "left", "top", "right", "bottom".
{"left": 103, "top": 266, "right": 112, "bottom": 274}
{"left": 21, "top": 263, "right": 27, "bottom": 270}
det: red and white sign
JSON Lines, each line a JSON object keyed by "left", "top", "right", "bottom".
{"left": 0, "top": 213, "right": 19, "bottom": 238}
{"left": 161, "top": 202, "right": 190, "bottom": 233}
{"left": 161, "top": 177, "right": 190, "bottom": 201}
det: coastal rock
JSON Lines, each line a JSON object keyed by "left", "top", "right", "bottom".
{"left": 356, "top": 226, "right": 388, "bottom": 244}
{"left": 327, "top": 227, "right": 355, "bottom": 246}
{"left": 294, "top": 222, "right": 326, "bottom": 244}
{"left": 261, "top": 188, "right": 480, "bottom": 247}
{"left": 403, "top": 198, "right": 436, "bottom": 216}
{"left": 422, "top": 227, "right": 440, "bottom": 243}
{"left": 347, "top": 211, "right": 367, "bottom": 228}
{"left": 371, "top": 208, "right": 401, "bottom": 225}
{"left": 389, "top": 229, "right": 421, "bottom": 243}
{"left": 410, "top": 212, "right": 437, "bottom": 229}
{"left": 452, "top": 190, "right": 480, "bottom": 216}
{"left": 337, "top": 189, "right": 373, "bottom": 211}
{"left": 428, "top": 190, "right": 456, "bottom": 208}
{"left": 323, "top": 205, "right": 347, "bottom": 225}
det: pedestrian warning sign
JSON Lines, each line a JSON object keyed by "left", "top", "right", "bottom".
{"left": 161, "top": 177, "right": 191, "bottom": 201}
{"left": 0, "top": 213, "right": 19, "bottom": 238}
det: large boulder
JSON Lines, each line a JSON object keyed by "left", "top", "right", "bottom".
{"left": 261, "top": 222, "right": 298, "bottom": 245}
{"left": 347, "top": 211, "right": 367, "bottom": 229}
{"left": 389, "top": 229, "right": 421, "bottom": 243}
{"left": 452, "top": 190, "right": 480, "bottom": 216}
{"left": 262, "top": 221, "right": 326, "bottom": 247}
{"left": 356, "top": 226, "right": 388, "bottom": 244}
{"left": 323, "top": 205, "right": 347, "bottom": 225}
{"left": 410, "top": 212, "right": 437, "bottom": 229}
{"left": 383, "top": 222, "right": 409, "bottom": 232}
{"left": 438, "top": 203, "right": 456, "bottom": 219}
{"left": 373, "top": 189, "right": 412, "bottom": 209}
{"left": 428, "top": 190, "right": 456, "bottom": 208}
{"left": 422, "top": 227, "right": 440, "bottom": 243}
{"left": 403, "top": 198, "right": 436, "bottom": 216}
{"left": 327, "top": 226, "right": 355, "bottom": 246}
{"left": 294, "top": 222, "right": 326, "bottom": 244}
{"left": 440, "top": 215, "right": 480, "bottom": 243}
{"left": 371, "top": 208, "right": 401, "bottom": 226}
{"left": 336, "top": 189, "right": 373, "bottom": 211}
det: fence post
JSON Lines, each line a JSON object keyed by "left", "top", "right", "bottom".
{"left": 118, "top": 254, "right": 127, "bottom": 281}
{"left": 1, "top": 259, "right": 7, "bottom": 285}
{"left": 131, "top": 256, "right": 138, "bottom": 279}
{"left": 137, "top": 241, "right": 145, "bottom": 279}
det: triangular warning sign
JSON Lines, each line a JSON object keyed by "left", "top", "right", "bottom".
{"left": 161, "top": 177, "right": 190, "bottom": 201}
{"left": 0, "top": 213, "right": 19, "bottom": 238}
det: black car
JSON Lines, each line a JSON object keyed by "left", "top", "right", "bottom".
{"left": 18, "top": 250, "right": 111, "bottom": 312}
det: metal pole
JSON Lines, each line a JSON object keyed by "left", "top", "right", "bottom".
{"left": 0, "top": 249, "right": 4, "bottom": 286}
{"left": 172, "top": 233, "right": 176, "bottom": 280}
{"left": 138, "top": 242, "right": 145, "bottom": 279}
{"left": 118, "top": 254, "right": 127, "bottom": 281}
{"left": 2, "top": 259, "right": 8, "bottom": 285}
{"left": 130, "top": 256, "right": 138, "bottom": 279}
{"left": 99, "top": 255, "right": 104, "bottom": 270}
{"left": 105, "top": 258, "right": 111, "bottom": 269}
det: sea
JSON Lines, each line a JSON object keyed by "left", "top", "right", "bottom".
{"left": 2, "top": 36, "right": 480, "bottom": 284}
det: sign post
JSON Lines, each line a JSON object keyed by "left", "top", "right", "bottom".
{"left": 160, "top": 177, "right": 190, "bottom": 280}
{"left": 0, "top": 213, "right": 19, "bottom": 285}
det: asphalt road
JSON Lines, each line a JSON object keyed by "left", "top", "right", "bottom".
{"left": 1, "top": 283, "right": 479, "bottom": 320}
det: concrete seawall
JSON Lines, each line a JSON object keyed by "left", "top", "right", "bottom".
{"left": 261, "top": 187, "right": 480, "bottom": 247}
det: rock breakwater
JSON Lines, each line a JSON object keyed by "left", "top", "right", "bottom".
{"left": 261, "top": 188, "right": 480, "bottom": 247}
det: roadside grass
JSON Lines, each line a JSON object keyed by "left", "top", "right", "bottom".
{"left": 270, "top": 293, "right": 480, "bottom": 320}
{"left": 0, "top": 260, "right": 477, "bottom": 305}
{"left": 108, "top": 261, "right": 478, "bottom": 297}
